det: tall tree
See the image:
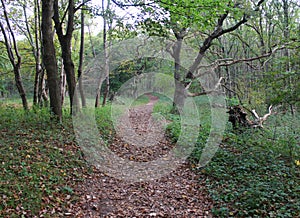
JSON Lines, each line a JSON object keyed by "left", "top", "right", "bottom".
{"left": 78, "top": 0, "right": 86, "bottom": 107}
{"left": 33, "top": 0, "right": 44, "bottom": 107}
{"left": 41, "top": 0, "right": 62, "bottom": 121}
{"left": 101, "top": 0, "right": 113, "bottom": 106}
{"left": 113, "top": 0, "right": 267, "bottom": 112}
{"left": 0, "top": 0, "right": 28, "bottom": 110}
{"left": 95, "top": 0, "right": 114, "bottom": 107}
{"left": 53, "top": 0, "right": 79, "bottom": 114}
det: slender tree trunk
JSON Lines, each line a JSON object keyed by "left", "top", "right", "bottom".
{"left": 41, "top": 0, "right": 62, "bottom": 121}
{"left": 37, "top": 0, "right": 48, "bottom": 107}
{"left": 33, "top": 0, "right": 42, "bottom": 106}
{"left": 78, "top": 0, "right": 86, "bottom": 107}
{"left": 282, "top": 0, "right": 294, "bottom": 115}
{"left": 102, "top": 0, "right": 111, "bottom": 106}
{"left": 53, "top": 0, "right": 78, "bottom": 115}
{"left": 14, "top": 67, "right": 28, "bottom": 110}
{"left": 172, "top": 33, "right": 186, "bottom": 113}
{"left": 60, "top": 40, "right": 78, "bottom": 113}
{"left": 0, "top": 0, "right": 28, "bottom": 110}
{"left": 95, "top": 77, "right": 103, "bottom": 108}
{"left": 60, "top": 61, "right": 66, "bottom": 106}
{"left": 87, "top": 24, "right": 96, "bottom": 58}
{"left": 38, "top": 69, "right": 49, "bottom": 107}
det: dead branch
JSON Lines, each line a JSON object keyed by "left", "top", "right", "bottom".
{"left": 187, "top": 77, "right": 224, "bottom": 97}
{"left": 228, "top": 105, "right": 273, "bottom": 129}
{"left": 197, "top": 40, "right": 299, "bottom": 71}
{"left": 252, "top": 105, "right": 272, "bottom": 128}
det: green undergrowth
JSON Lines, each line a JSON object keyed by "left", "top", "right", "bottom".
{"left": 131, "top": 94, "right": 150, "bottom": 106}
{"left": 95, "top": 105, "right": 115, "bottom": 141}
{"left": 159, "top": 97, "right": 300, "bottom": 217}
{"left": 0, "top": 105, "right": 118, "bottom": 216}
{"left": 1, "top": 96, "right": 299, "bottom": 217}
{"left": 205, "top": 125, "right": 299, "bottom": 217}
{"left": 0, "top": 107, "right": 88, "bottom": 216}
{"left": 0, "top": 95, "right": 153, "bottom": 216}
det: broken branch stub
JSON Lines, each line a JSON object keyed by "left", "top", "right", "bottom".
{"left": 228, "top": 105, "right": 273, "bottom": 129}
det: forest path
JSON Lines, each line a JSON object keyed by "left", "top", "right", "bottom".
{"left": 72, "top": 94, "right": 212, "bottom": 217}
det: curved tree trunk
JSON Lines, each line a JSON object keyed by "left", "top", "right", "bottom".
{"left": 0, "top": 0, "right": 28, "bottom": 110}
{"left": 60, "top": 39, "right": 78, "bottom": 113}
{"left": 53, "top": 0, "right": 79, "bottom": 115}
{"left": 14, "top": 67, "right": 28, "bottom": 110}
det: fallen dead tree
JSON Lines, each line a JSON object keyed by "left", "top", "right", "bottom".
{"left": 228, "top": 105, "right": 273, "bottom": 129}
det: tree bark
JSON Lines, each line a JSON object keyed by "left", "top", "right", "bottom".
{"left": 78, "top": 0, "right": 86, "bottom": 107}
{"left": 33, "top": 0, "right": 42, "bottom": 106}
{"left": 171, "top": 30, "right": 186, "bottom": 113}
{"left": 60, "top": 60, "right": 66, "bottom": 106}
{"left": 0, "top": 0, "right": 28, "bottom": 110}
{"left": 41, "top": 0, "right": 62, "bottom": 121}
{"left": 53, "top": 0, "right": 79, "bottom": 115}
{"left": 102, "top": 0, "right": 111, "bottom": 107}
{"left": 87, "top": 24, "right": 96, "bottom": 58}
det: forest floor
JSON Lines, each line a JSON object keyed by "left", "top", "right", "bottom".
{"left": 71, "top": 94, "right": 212, "bottom": 217}
{"left": 2, "top": 96, "right": 298, "bottom": 217}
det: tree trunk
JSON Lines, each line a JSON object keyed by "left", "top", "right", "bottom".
{"left": 61, "top": 40, "right": 78, "bottom": 113}
{"left": 0, "top": 0, "right": 28, "bottom": 110}
{"left": 172, "top": 33, "right": 186, "bottom": 113}
{"left": 33, "top": 0, "right": 42, "bottom": 106}
{"left": 87, "top": 24, "right": 96, "bottom": 58}
{"left": 41, "top": 0, "right": 62, "bottom": 121}
{"left": 60, "top": 62, "right": 66, "bottom": 106}
{"left": 228, "top": 105, "right": 273, "bottom": 130}
{"left": 95, "top": 91, "right": 101, "bottom": 107}
{"left": 282, "top": 0, "right": 294, "bottom": 115}
{"left": 38, "top": 69, "right": 49, "bottom": 107}
{"left": 102, "top": 70, "right": 110, "bottom": 106}
{"left": 172, "top": 79, "right": 186, "bottom": 114}
{"left": 78, "top": 0, "right": 86, "bottom": 107}
{"left": 14, "top": 67, "right": 28, "bottom": 110}
{"left": 53, "top": 0, "right": 78, "bottom": 115}
{"left": 101, "top": 0, "right": 111, "bottom": 107}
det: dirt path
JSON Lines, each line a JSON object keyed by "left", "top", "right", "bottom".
{"left": 72, "top": 94, "right": 212, "bottom": 217}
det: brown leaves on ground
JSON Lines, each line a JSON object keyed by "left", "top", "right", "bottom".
{"left": 72, "top": 164, "right": 212, "bottom": 217}
{"left": 70, "top": 94, "right": 213, "bottom": 217}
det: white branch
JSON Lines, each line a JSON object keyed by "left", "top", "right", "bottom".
{"left": 187, "top": 77, "right": 224, "bottom": 97}
{"left": 251, "top": 105, "right": 273, "bottom": 128}
{"left": 261, "top": 105, "right": 273, "bottom": 121}
{"left": 251, "top": 109, "right": 260, "bottom": 120}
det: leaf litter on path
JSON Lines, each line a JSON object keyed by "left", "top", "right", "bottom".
{"left": 71, "top": 94, "right": 213, "bottom": 217}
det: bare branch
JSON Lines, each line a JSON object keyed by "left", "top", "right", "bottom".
{"left": 230, "top": 32, "right": 260, "bottom": 57}
{"left": 185, "top": 81, "right": 192, "bottom": 90}
{"left": 229, "top": 104, "right": 273, "bottom": 129}
{"left": 75, "top": 0, "right": 92, "bottom": 11}
{"left": 186, "top": 0, "right": 267, "bottom": 80}
{"left": 111, "top": 0, "right": 156, "bottom": 7}
{"left": 187, "top": 77, "right": 224, "bottom": 97}
{"left": 251, "top": 109, "right": 260, "bottom": 120}
{"left": 60, "top": 3, "right": 71, "bottom": 28}
{"left": 197, "top": 42, "right": 294, "bottom": 71}
{"left": 261, "top": 105, "right": 273, "bottom": 121}
{"left": 251, "top": 105, "right": 273, "bottom": 128}
{"left": 0, "top": 0, "right": 21, "bottom": 68}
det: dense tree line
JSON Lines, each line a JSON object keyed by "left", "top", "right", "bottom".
{"left": 0, "top": 0, "right": 299, "bottom": 121}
